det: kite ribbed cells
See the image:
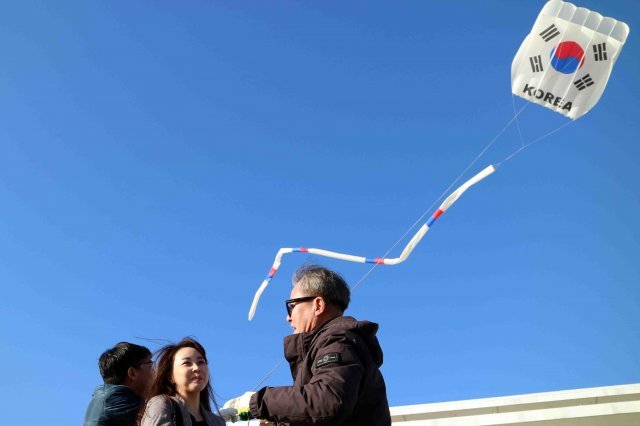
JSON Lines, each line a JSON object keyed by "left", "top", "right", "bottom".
{"left": 248, "top": 0, "right": 629, "bottom": 321}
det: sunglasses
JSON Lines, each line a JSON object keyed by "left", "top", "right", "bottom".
{"left": 285, "top": 296, "right": 317, "bottom": 316}
{"left": 134, "top": 360, "right": 154, "bottom": 368}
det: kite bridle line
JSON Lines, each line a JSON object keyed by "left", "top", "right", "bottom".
{"left": 512, "top": 95, "right": 528, "bottom": 148}
{"left": 497, "top": 117, "right": 573, "bottom": 166}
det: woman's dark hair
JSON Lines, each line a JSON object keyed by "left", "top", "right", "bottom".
{"left": 147, "top": 337, "right": 218, "bottom": 412}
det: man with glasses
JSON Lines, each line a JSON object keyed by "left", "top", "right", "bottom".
{"left": 225, "top": 265, "right": 391, "bottom": 425}
{"left": 84, "top": 342, "right": 153, "bottom": 426}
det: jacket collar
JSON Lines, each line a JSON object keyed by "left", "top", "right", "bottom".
{"left": 283, "top": 315, "right": 345, "bottom": 363}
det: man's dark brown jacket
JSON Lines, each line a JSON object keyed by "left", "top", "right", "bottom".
{"left": 249, "top": 315, "right": 391, "bottom": 425}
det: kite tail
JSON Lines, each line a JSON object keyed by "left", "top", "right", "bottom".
{"left": 248, "top": 165, "right": 496, "bottom": 320}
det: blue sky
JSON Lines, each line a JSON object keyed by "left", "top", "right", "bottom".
{"left": 0, "top": 1, "right": 638, "bottom": 424}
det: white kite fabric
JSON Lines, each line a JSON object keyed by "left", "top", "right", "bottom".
{"left": 248, "top": 165, "right": 496, "bottom": 320}
{"left": 512, "top": 0, "right": 629, "bottom": 120}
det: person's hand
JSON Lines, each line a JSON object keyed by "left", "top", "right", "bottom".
{"left": 218, "top": 407, "right": 238, "bottom": 422}
{"left": 223, "top": 392, "right": 255, "bottom": 421}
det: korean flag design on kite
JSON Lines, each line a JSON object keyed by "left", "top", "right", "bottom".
{"left": 512, "top": 0, "right": 629, "bottom": 120}
{"left": 549, "top": 41, "right": 585, "bottom": 74}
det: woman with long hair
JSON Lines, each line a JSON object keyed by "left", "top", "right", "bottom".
{"left": 140, "top": 337, "right": 226, "bottom": 426}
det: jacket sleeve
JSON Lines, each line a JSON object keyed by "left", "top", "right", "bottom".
{"left": 250, "top": 334, "right": 364, "bottom": 424}
{"left": 140, "top": 396, "right": 175, "bottom": 426}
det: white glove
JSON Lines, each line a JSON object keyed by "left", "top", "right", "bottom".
{"left": 218, "top": 407, "right": 238, "bottom": 422}
{"left": 223, "top": 392, "right": 255, "bottom": 422}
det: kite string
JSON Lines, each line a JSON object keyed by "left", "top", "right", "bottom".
{"left": 352, "top": 103, "right": 528, "bottom": 290}
{"left": 251, "top": 110, "right": 573, "bottom": 391}
{"left": 252, "top": 358, "right": 287, "bottom": 391}
{"left": 250, "top": 108, "right": 524, "bottom": 389}
{"left": 251, "top": 97, "right": 534, "bottom": 387}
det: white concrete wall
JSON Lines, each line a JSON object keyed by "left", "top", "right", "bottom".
{"left": 228, "top": 383, "right": 640, "bottom": 425}
{"left": 390, "top": 383, "right": 640, "bottom": 425}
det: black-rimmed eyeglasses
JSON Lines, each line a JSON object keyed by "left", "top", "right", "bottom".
{"left": 285, "top": 296, "right": 316, "bottom": 316}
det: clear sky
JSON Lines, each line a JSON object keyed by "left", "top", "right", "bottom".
{"left": 0, "top": 1, "right": 638, "bottom": 424}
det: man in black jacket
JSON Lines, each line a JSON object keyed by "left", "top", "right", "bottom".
{"left": 84, "top": 342, "right": 153, "bottom": 426}
{"left": 226, "top": 265, "right": 391, "bottom": 425}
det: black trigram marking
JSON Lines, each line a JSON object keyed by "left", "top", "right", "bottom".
{"left": 574, "top": 74, "right": 595, "bottom": 91}
{"left": 529, "top": 55, "right": 544, "bottom": 72}
{"left": 539, "top": 24, "right": 560, "bottom": 42}
{"left": 593, "top": 43, "right": 608, "bottom": 61}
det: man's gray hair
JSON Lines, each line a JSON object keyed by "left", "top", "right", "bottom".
{"left": 293, "top": 265, "right": 350, "bottom": 312}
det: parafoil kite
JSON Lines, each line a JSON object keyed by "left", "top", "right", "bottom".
{"left": 247, "top": 0, "right": 629, "bottom": 320}
{"left": 512, "top": 0, "right": 629, "bottom": 119}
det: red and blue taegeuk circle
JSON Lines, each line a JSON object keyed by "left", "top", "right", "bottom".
{"left": 549, "top": 41, "right": 585, "bottom": 74}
